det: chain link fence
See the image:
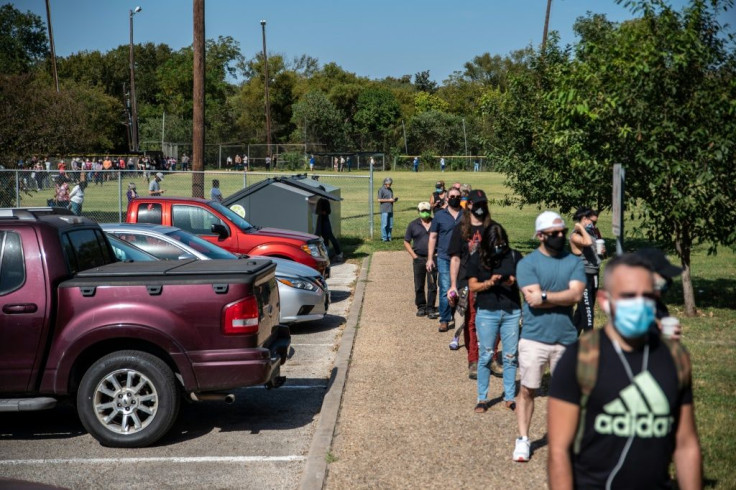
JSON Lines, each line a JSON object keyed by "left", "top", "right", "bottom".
{"left": 1, "top": 169, "right": 376, "bottom": 239}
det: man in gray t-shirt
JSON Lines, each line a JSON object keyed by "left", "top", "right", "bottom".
{"left": 377, "top": 177, "right": 397, "bottom": 241}
{"left": 511, "top": 210, "right": 585, "bottom": 463}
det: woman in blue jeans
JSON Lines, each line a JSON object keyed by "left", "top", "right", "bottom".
{"left": 467, "top": 223, "right": 522, "bottom": 413}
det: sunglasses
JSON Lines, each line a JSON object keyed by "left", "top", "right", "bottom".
{"left": 542, "top": 228, "right": 568, "bottom": 237}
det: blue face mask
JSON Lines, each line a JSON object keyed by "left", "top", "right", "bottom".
{"left": 611, "top": 296, "right": 656, "bottom": 338}
{"left": 585, "top": 224, "right": 596, "bottom": 234}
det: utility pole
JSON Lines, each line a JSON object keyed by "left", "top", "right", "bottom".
{"left": 402, "top": 119, "right": 408, "bottom": 155}
{"left": 129, "top": 6, "right": 142, "bottom": 152}
{"left": 192, "top": 0, "right": 205, "bottom": 197}
{"left": 541, "top": 0, "right": 553, "bottom": 53}
{"left": 261, "top": 20, "right": 272, "bottom": 160}
{"left": 44, "top": 0, "right": 59, "bottom": 93}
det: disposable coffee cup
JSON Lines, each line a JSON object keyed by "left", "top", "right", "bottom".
{"left": 661, "top": 316, "right": 679, "bottom": 338}
{"left": 595, "top": 239, "right": 605, "bottom": 255}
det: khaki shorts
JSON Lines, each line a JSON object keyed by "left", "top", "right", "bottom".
{"left": 518, "top": 338, "right": 568, "bottom": 390}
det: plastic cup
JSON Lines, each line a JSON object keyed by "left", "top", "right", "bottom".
{"left": 661, "top": 316, "right": 679, "bottom": 338}
{"left": 595, "top": 239, "right": 605, "bottom": 255}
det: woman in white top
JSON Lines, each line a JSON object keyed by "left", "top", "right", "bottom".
{"left": 69, "top": 180, "right": 88, "bottom": 216}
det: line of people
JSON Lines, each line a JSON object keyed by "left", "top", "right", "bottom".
{"left": 403, "top": 182, "right": 701, "bottom": 488}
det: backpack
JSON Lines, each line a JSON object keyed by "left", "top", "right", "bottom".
{"left": 573, "top": 328, "right": 691, "bottom": 454}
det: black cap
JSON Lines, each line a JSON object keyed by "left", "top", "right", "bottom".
{"left": 635, "top": 248, "right": 683, "bottom": 279}
{"left": 468, "top": 189, "right": 488, "bottom": 205}
{"left": 573, "top": 207, "right": 593, "bottom": 221}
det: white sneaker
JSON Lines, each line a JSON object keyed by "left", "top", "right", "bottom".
{"left": 513, "top": 437, "right": 530, "bottom": 462}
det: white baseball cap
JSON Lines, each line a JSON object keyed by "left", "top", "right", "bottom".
{"left": 156, "top": 172, "right": 164, "bottom": 180}
{"left": 535, "top": 211, "right": 565, "bottom": 232}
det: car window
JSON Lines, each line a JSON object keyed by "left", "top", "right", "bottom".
{"left": 167, "top": 229, "right": 237, "bottom": 260}
{"left": 62, "top": 228, "right": 114, "bottom": 274}
{"left": 172, "top": 205, "right": 224, "bottom": 236}
{"left": 117, "top": 232, "right": 187, "bottom": 261}
{"left": 0, "top": 231, "right": 25, "bottom": 295}
{"left": 137, "top": 203, "right": 163, "bottom": 224}
{"left": 106, "top": 234, "right": 157, "bottom": 262}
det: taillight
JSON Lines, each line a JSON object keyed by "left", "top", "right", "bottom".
{"left": 222, "top": 296, "right": 259, "bottom": 335}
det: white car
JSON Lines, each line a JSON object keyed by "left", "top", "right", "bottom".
{"left": 101, "top": 223, "right": 329, "bottom": 324}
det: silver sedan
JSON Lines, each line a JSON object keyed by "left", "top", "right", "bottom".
{"left": 101, "top": 223, "right": 329, "bottom": 324}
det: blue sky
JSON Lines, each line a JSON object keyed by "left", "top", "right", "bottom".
{"left": 16, "top": 0, "right": 701, "bottom": 83}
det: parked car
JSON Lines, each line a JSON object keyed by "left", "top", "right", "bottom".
{"left": 0, "top": 208, "right": 289, "bottom": 448}
{"left": 126, "top": 197, "right": 330, "bottom": 276}
{"left": 106, "top": 232, "right": 158, "bottom": 262}
{"left": 101, "top": 223, "right": 330, "bottom": 324}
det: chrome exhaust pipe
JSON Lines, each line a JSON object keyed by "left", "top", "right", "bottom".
{"left": 190, "top": 393, "right": 235, "bottom": 404}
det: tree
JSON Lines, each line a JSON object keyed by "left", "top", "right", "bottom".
{"left": 414, "top": 70, "right": 438, "bottom": 93}
{"left": 352, "top": 87, "right": 401, "bottom": 152}
{"left": 291, "top": 91, "right": 346, "bottom": 150}
{"left": 407, "top": 110, "right": 464, "bottom": 155}
{"left": 0, "top": 4, "right": 47, "bottom": 75}
{"left": 497, "top": 0, "right": 736, "bottom": 315}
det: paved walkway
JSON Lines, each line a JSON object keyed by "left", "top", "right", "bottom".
{"left": 324, "top": 251, "right": 549, "bottom": 489}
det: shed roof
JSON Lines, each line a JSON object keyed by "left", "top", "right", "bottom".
{"left": 222, "top": 175, "right": 341, "bottom": 206}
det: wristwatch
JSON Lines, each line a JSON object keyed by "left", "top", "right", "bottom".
{"left": 541, "top": 291, "right": 548, "bottom": 303}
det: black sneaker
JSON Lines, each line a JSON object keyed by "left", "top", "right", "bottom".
{"left": 427, "top": 307, "right": 439, "bottom": 319}
{"left": 416, "top": 307, "right": 427, "bottom": 317}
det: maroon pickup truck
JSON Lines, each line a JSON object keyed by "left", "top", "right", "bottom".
{"left": 0, "top": 208, "right": 290, "bottom": 447}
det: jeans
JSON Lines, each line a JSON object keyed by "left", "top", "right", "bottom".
{"left": 70, "top": 201, "right": 82, "bottom": 216}
{"left": 475, "top": 307, "right": 521, "bottom": 402}
{"left": 437, "top": 257, "right": 452, "bottom": 323}
{"left": 380, "top": 212, "right": 393, "bottom": 241}
{"left": 412, "top": 257, "right": 437, "bottom": 309}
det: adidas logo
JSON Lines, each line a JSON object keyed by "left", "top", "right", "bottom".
{"left": 594, "top": 371, "right": 674, "bottom": 438}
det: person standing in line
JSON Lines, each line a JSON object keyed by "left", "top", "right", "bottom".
{"left": 346, "top": 155, "right": 352, "bottom": 172}
{"left": 53, "top": 176, "right": 70, "bottom": 208}
{"left": 369, "top": 156, "right": 375, "bottom": 169}
{"left": 210, "top": 179, "right": 224, "bottom": 202}
{"left": 512, "top": 211, "right": 586, "bottom": 463}
{"left": 127, "top": 182, "right": 139, "bottom": 203}
{"left": 315, "top": 197, "right": 343, "bottom": 262}
{"left": 340, "top": 156, "right": 345, "bottom": 172}
{"left": 569, "top": 207, "right": 603, "bottom": 334}
{"left": 447, "top": 189, "right": 494, "bottom": 379}
{"left": 68, "top": 180, "right": 87, "bottom": 216}
{"left": 547, "top": 253, "right": 701, "bottom": 489}
{"left": 265, "top": 154, "right": 272, "bottom": 171}
{"left": 377, "top": 177, "right": 397, "bottom": 242}
{"left": 467, "top": 222, "right": 522, "bottom": 413}
{"left": 634, "top": 248, "right": 684, "bottom": 325}
{"left": 333, "top": 156, "right": 339, "bottom": 172}
{"left": 426, "top": 186, "right": 464, "bottom": 332}
{"left": 309, "top": 154, "right": 315, "bottom": 172}
{"left": 430, "top": 180, "right": 447, "bottom": 214}
{"left": 235, "top": 154, "right": 242, "bottom": 169}
{"left": 413, "top": 156, "right": 419, "bottom": 172}
{"left": 440, "top": 157, "right": 446, "bottom": 172}
{"left": 226, "top": 155, "right": 233, "bottom": 167}
{"left": 404, "top": 202, "right": 439, "bottom": 319}
{"left": 149, "top": 172, "right": 165, "bottom": 196}
{"left": 459, "top": 183, "right": 472, "bottom": 209}
{"left": 474, "top": 159, "right": 480, "bottom": 172}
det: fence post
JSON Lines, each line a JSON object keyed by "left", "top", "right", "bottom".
{"left": 118, "top": 172, "right": 123, "bottom": 222}
{"left": 15, "top": 170, "right": 21, "bottom": 207}
{"left": 369, "top": 165, "right": 374, "bottom": 240}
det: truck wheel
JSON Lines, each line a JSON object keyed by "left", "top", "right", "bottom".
{"left": 77, "top": 350, "right": 180, "bottom": 448}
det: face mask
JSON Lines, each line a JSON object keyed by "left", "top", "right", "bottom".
{"left": 419, "top": 211, "right": 431, "bottom": 219}
{"left": 472, "top": 205, "right": 487, "bottom": 219}
{"left": 610, "top": 296, "right": 656, "bottom": 339}
{"left": 435, "top": 187, "right": 443, "bottom": 193}
{"left": 494, "top": 245, "right": 507, "bottom": 256}
{"left": 448, "top": 197, "right": 461, "bottom": 208}
{"left": 545, "top": 234, "right": 566, "bottom": 252}
{"left": 585, "top": 224, "right": 596, "bottom": 234}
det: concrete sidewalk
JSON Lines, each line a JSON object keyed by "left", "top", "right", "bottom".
{"left": 324, "top": 251, "right": 549, "bottom": 489}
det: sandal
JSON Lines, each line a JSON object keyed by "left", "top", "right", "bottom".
{"left": 505, "top": 401, "right": 516, "bottom": 411}
{"left": 474, "top": 402, "right": 488, "bottom": 413}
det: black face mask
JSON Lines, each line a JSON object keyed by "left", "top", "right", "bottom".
{"left": 448, "top": 197, "right": 461, "bottom": 208}
{"left": 545, "top": 234, "right": 566, "bottom": 252}
{"left": 472, "top": 205, "right": 488, "bottom": 219}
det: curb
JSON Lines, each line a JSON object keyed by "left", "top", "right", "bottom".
{"left": 299, "top": 255, "right": 371, "bottom": 490}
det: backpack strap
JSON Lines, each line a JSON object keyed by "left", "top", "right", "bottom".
{"left": 661, "top": 337, "right": 692, "bottom": 392}
{"left": 574, "top": 329, "right": 600, "bottom": 455}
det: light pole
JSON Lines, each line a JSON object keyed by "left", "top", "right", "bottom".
{"left": 129, "top": 6, "right": 142, "bottom": 152}
{"left": 260, "top": 20, "right": 272, "bottom": 159}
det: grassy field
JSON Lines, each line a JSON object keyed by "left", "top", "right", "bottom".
{"left": 14, "top": 168, "right": 736, "bottom": 486}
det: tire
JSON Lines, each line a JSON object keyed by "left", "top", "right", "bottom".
{"left": 76, "top": 350, "right": 180, "bottom": 448}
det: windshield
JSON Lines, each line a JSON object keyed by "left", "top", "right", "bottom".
{"left": 166, "top": 229, "right": 238, "bottom": 260}
{"left": 209, "top": 200, "right": 255, "bottom": 231}
{"left": 106, "top": 234, "right": 157, "bottom": 262}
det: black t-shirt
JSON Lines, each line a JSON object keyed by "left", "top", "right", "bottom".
{"left": 446, "top": 222, "right": 489, "bottom": 289}
{"left": 466, "top": 250, "right": 522, "bottom": 311}
{"left": 404, "top": 217, "right": 432, "bottom": 257}
{"left": 549, "top": 332, "right": 693, "bottom": 489}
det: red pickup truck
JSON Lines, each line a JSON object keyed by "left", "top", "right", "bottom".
{"left": 126, "top": 197, "right": 330, "bottom": 276}
{"left": 0, "top": 208, "right": 289, "bottom": 448}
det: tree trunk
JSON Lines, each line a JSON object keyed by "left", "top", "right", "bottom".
{"left": 191, "top": 0, "right": 205, "bottom": 198}
{"left": 675, "top": 225, "right": 697, "bottom": 316}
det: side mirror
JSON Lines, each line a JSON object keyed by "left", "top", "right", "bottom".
{"left": 211, "top": 223, "right": 229, "bottom": 239}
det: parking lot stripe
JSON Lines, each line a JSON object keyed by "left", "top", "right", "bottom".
{"left": 0, "top": 456, "right": 306, "bottom": 465}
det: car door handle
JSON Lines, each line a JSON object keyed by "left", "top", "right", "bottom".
{"left": 2, "top": 303, "right": 38, "bottom": 314}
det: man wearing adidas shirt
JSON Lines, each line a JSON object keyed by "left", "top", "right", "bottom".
{"left": 548, "top": 254, "right": 701, "bottom": 489}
